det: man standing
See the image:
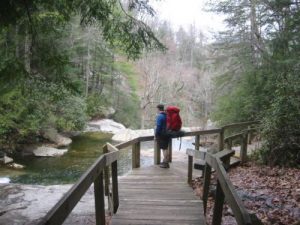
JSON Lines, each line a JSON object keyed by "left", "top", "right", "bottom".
{"left": 155, "top": 104, "right": 170, "bottom": 168}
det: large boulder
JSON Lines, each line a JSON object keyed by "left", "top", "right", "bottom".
{"left": 0, "top": 184, "right": 107, "bottom": 225}
{"left": 33, "top": 147, "right": 68, "bottom": 157}
{"left": 42, "top": 128, "right": 72, "bottom": 147}
{"left": 112, "top": 129, "right": 154, "bottom": 142}
{"left": 0, "top": 156, "right": 13, "bottom": 165}
{"left": 0, "top": 177, "right": 10, "bottom": 184}
{"left": 85, "top": 119, "right": 126, "bottom": 134}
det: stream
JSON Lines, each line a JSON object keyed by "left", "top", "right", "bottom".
{"left": 0, "top": 132, "right": 195, "bottom": 185}
{"left": 0, "top": 132, "right": 154, "bottom": 185}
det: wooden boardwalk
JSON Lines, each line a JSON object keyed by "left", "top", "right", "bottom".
{"left": 111, "top": 161, "right": 205, "bottom": 225}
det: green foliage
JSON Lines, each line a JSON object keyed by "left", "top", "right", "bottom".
{"left": 113, "top": 91, "right": 141, "bottom": 129}
{"left": 0, "top": 0, "right": 164, "bottom": 150}
{"left": 113, "top": 61, "right": 141, "bottom": 129}
{"left": 86, "top": 93, "right": 111, "bottom": 119}
{"left": 115, "top": 61, "right": 139, "bottom": 93}
{"left": 210, "top": 0, "right": 300, "bottom": 166}
{"left": 55, "top": 96, "right": 87, "bottom": 131}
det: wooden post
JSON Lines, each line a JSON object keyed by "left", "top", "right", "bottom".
{"left": 187, "top": 155, "right": 193, "bottom": 184}
{"left": 195, "top": 135, "right": 200, "bottom": 150}
{"left": 228, "top": 139, "right": 232, "bottom": 150}
{"left": 94, "top": 171, "right": 105, "bottom": 225}
{"left": 212, "top": 181, "right": 225, "bottom": 225}
{"left": 168, "top": 138, "right": 172, "bottom": 163}
{"left": 111, "top": 161, "right": 119, "bottom": 213}
{"left": 132, "top": 142, "right": 140, "bottom": 168}
{"left": 103, "top": 145, "right": 110, "bottom": 196}
{"left": 202, "top": 163, "right": 212, "bottom": 215}
{"left": 240, "top": 133, "right": 248, "bottom": 164}
{"left": 218, "top": 128, "right": 224, "bottom": 151}
{"left": 154, "top": 139, "right": 161, "bottom": 165}
{"left": 247, "top": 126, "right": 253, "bottom": 145}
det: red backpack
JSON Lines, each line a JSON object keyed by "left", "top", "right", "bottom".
{"left": 166, "top": 106, "right": 182, "bottom": 131}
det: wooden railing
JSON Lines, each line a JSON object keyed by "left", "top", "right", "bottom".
{"left": 38, "top": 121, "right": 259, "bottom": 225}
{"left": 187, "top": 149, "right": 263, "bottom": 225}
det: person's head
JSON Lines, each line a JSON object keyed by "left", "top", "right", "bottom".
{"left": 156, "top": 104, "right": 164, "bottom": 112}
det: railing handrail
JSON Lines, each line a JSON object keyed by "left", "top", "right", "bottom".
{"left": 206, "top": 151, "right": 252, "bottom": 225}
{"left": 39, "top": 120, "right": 259, "bottom": 225}
{"left": 39, "top": 143, "right": 119, "bottom": 225}
{"left": 187, "top": 147, "right": 262, "bottom": 225}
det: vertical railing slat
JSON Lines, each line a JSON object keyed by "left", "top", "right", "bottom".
{"left": 94, "top": 171, "right": 105, "bottom": 225}
{"left": 154, "top": 139, "right": 160, "bottom": 165}
{"left": 187, "top": 155, "right": 193, "bottom": 184}
{"left": 195, "top": 135, "right": 200, "bottom": 151}
{"left": 111, "top": 160, "right": 119, "bottom": 213}
{"left": 218, "top": 129, "right": 224, "bottom": 151}
{"left": 202, "top": 163, "right": 212, "bottom": 215}
{"left": 168, "top": 138, "right": 172, "bottom": 163}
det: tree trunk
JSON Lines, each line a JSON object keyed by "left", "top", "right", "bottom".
{"left": 15, "top": 24, "right": 19, "bottom": 58}
{"left": 24, "top": 27, "right": 31, "bottom": 73}
{"left": 85, "top": 29, "right": 91, "bottom": 98}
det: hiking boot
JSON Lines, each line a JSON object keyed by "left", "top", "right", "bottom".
{"left": 160, "top": 162, "right": 170, "bottom": 168}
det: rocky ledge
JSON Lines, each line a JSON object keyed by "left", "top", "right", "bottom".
{"left": 0, "top": 183, "right": 104, "bottom": 225}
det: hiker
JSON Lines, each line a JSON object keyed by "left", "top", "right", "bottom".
{"left": 155, "top": 104, "right": 170, "bottom": 168}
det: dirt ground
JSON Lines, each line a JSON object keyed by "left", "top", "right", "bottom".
{"left": 192, "top": 162, "right": 300, "bottom": 225}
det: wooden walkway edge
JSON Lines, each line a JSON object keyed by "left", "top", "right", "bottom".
{"left": 111, "top": 161, "right": 205, "bottom": 225}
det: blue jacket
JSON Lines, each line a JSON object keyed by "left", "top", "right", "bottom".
{"left": 155, "top": 112, "right": 167, "bottom": 136}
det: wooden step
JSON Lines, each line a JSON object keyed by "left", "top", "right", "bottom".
{"left": 193, "top": 157, "right": 241, "bottom": 171}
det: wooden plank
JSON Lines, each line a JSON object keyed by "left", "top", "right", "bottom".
{"left": 240, "top": 133, "right": 248, "bottom": 164}
{"left": 138, "top": 135, "right": 155, "bottom": 142}
{"left": 202, "top": 163, "right": 212, "bottom": 215}
{"left": 212, "top": 180, "right": 225, "bottom": 225}
{"left": 195, "top": 135, "right": 200, "bottom": 150}
{"left": 187, "top": 155, "right": 193, "bottom": 184}
{"left": 212, "top": 157, "right": 229, "bottom": 225}
{"left": 154, "top": 139, "right": 160, "bottom": 165}
{"left": 222, "top": 121, "right": 259, "bottom": 130}
{"left": 132, "top": 142, "right": 140, "bottom": 168}
{"left": 183, "top": 128, "right": 222, "bottom": 137}
{"left": 111, "top": 161, "right": 119, "bottom": 214}
{"left": 102, "top": 145, "right": 110, "bottom": 196}
{"left": 107, "top": 142, "right": 119, "bottom": 152}
{"left": 112, "top": 219, "right": 204, "bottom": 225}
{"left": 168, "top": 139, "right": 172, "bottom": 162}
{"left": 114, "top": 138, "right": 139, "bottom": 150}
{"left": 105, "top": 151, "right": 118, "bottom": 166}
{"left": 214, "top": 157, "right": 252, "bottom": 225}
{"left": 218, "top": 128, "right": 224, "bottom": 151}
{"left": 186, "top": 148, "right": 206, "bottom": 159}
{"left": 214, "top": 149, "right": 235, "bottom": 161}
{"left": 111, "top": 164, "right": 205, "bottom": 225}
{"left": 224, "top": 132, "right": 243, "bottom": 142}
{"left": 94, "top": 172, "right": 105, "bottom": 225}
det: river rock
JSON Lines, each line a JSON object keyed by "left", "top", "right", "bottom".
{"left": 111, "top": 127, "right": 203, "bottom": 143}
{"left": 42, "top": 128, "right": 72, "bottom": 147}
{"left": 7, "top": 163, "right": 25, "bottom": 170}
{"left": 0, "top": 156, "right": 13, "bottom": 165}
{"left": 85, "top": 119, "right": 126, "bottom": 133}
{"left": 0, "top": 184, "right": 107, "bottom": 225}
{"left": 33, "top": 147, "right": 68, "bottom": 157}
{"left": 112, "top": 129, "right": 154, "bottom": 142}
{"left": 0, "top": 177, "right": 10, "bottom": 184}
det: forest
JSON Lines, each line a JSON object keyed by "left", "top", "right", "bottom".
{"left": 1, "top": 0, "right": 299, "bottom": 167}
